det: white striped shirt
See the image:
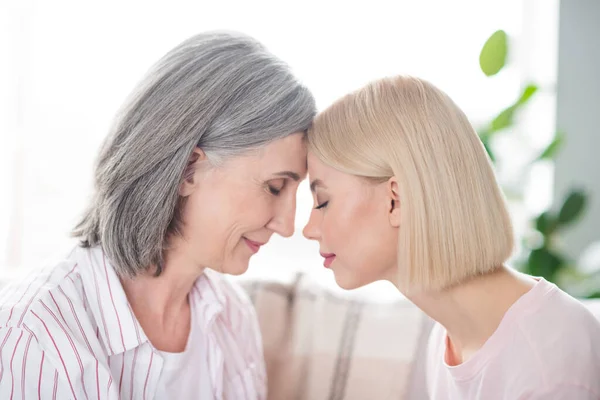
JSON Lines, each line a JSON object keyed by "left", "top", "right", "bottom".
{"left": 0, "top": 246, "right": 266, "bottom": 399}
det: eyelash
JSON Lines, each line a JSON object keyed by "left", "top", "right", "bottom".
{"left": 315, "top": 201, "right": 328, "bottom": 210}
{"left": 268, "top": 185, "right": 282, "bottom": 196}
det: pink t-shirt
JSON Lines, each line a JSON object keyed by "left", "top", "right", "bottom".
{"left": 426, "top": 278, "right": 600, "bottom": 399}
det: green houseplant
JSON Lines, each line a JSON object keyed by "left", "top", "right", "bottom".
{"left": 477, "top": 30, "right": 598, "bottom": 298}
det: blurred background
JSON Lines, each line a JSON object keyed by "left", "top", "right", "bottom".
{"left": 1, "top": 0, "right": 598, "bottom": 298}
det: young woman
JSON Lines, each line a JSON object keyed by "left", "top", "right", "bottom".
{"left": 303, "top": 75, "right": 600, "bottom": 399}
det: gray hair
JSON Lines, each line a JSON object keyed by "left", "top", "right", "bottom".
{"left": 73, "top": 31, "right": 316, "bottom": 277}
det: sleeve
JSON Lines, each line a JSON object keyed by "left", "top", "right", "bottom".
{"left": 0, "top": 327, "right": 66, "bottom": 399}
{"left": 528, "top": 383, "right": 600, "bottom": 400}
{"left": 0, "top": 325, "right": 118, "bottom": 400}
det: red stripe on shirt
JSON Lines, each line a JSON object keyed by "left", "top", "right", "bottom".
{"left": 31, "top": 310, "right": 77, "bottom": 399}
{"left": 21, "top": 332, "right": 32, "bottom": 399}
{"left": 9, "top": 330, "right": 24, "bottom": 400}
{"left": 143, "top": 351, "right": 154, "bottom": 400}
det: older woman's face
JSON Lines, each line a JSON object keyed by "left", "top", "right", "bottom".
{"left": 302, "top": 152, "right": 400, "bottom": 290}
{"left": 178, "top": 133, "right": 307, "bottom": 275}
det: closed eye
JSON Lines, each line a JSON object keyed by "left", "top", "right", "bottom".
{"left": 267, "top": 179, "right": 286, "bottom": 196}
{"left": 268, "top": 185, "right": 281, "bottom": 196}
{"left": 315, "top": 201, "right": 328, "bottom": 210}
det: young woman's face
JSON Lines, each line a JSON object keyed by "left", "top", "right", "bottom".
{"left": 303, "top": 152, "right": 401, "bottom": 289}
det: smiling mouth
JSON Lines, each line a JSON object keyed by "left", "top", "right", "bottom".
{"left": 243, "top": 238, "right": 265, "bottom": 254}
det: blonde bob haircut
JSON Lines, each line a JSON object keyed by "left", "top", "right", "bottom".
{"left": 307, "top": 76, "right": 514, "bottom": 292}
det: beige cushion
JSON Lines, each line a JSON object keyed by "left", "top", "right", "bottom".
{"left": 240, "top": 274, "right": 428, "bottom": 400}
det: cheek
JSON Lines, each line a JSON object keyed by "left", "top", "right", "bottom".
{"left": 193, "top": 182, "right": 267, "bottom": 230}
{"left": 179, "top": 185, "right": 249, "bottom": 256}
{"left": 326, "top": 200, "right": 392, "bottom": 273}
{"left": 321, "top": 201, "right": 369, "bottom": 256}
{"left": 320, "top": 207, "right": 347, "bottom": 249}
{"left": 216, "top": 190, "right": 277, "bottom": 260}
{"left": 236, "top": 192, "right": 276, "bottom": 229}
{"left": 180, "top": 192, "right": 232, "bottom": 253}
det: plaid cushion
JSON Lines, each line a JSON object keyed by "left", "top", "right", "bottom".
{"left": 240, "top": 274, "right": 430, "bottom": 400}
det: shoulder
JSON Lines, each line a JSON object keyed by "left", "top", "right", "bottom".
{"left": 515, "top": 287, "right": 600, "bottom": 387}
{"left": 518, "top": 285, "right": 600, "bottom": 344}
{"left": 0, "top": 252, "right": 83, "bottom": 330}
{"left": 0, "top": 248, "right": 101, "bottom": 359}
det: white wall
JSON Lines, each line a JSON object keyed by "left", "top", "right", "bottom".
{"left": 555, "top": 0, "right": 600, "bottom": 257}
{"left": 0, "top": 1, "right": 562, "bottom": 294}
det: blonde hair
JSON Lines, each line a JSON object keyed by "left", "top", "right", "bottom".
{"left": 307, "top": 76, "right": 514, "bottom": 292}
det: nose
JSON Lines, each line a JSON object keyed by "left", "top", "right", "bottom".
{"left": 267, "top": 194, "right": 296, "bottom": 238}
{"left": 302, "top": 209, "right": 321, "bottom": 241}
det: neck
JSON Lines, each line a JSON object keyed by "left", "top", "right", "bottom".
{"left": 121, "top": 241, "right": 204, "bottom": 327}
{"left": 404, "top": 266, "right": 536, "bottom": 363}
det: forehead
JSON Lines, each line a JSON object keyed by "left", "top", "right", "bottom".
{"left": 307, "top": 151, "right": 356, "bottom": 189}
{"left": 229, "top": 132, "right": 308, "bottom": 176}
{"left": 307, "top": 152, "right": 380, "bottom": 205}
{"left": 307, "top": 151, "right": 337, "bottom": 180}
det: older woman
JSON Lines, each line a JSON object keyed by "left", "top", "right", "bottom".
{"left": 0, "top": 31, "right": 315, "bottom": 399}
{"left": 303, "top": 76, "right": 600, "bottom": 399}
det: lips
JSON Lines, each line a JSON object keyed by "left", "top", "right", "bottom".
{"left": 244, "top": 238, "right": 265, "bottom": 254}
{"left": 320, "top": 252, "right": 336, "bottom": 268}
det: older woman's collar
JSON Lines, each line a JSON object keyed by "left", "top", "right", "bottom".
{"left": 75, "top": 246, "right": 149, "bottom": 356}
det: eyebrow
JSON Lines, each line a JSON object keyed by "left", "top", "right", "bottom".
{"left": 273, "top": 171, "right": 302, "bottom": 181}
{"left": 310, "top": 179, "right": 325, "bottom": 192}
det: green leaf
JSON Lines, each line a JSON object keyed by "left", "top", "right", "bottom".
{"left": 526, "top": 247, "right": 564, "bottom": 282}
{"left": 535, "top": 211, "right": 557, "bottom": 236}
{"left": 516, "top": 84, "right": 539, "bottom": 105}
{"left": 490, "top": 105, "right": 516, "bottom": 132}
{"left": 537, "top": 132, "right": 564, "bottom": 161}
{"left": 557, "top": 190, "right": 587, "bottom": 226}
{"left": 488, "top": 84, "right": 538, "bottom": 134}
{"left": 479, "top": 30, "right": 508, "bottom": 77}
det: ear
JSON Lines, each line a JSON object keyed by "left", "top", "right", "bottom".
{"left": 179, "top": 147, "right": 207, "bottom": 197}
{"left": 387, "top": 177, "right": 401, "bottom": 228}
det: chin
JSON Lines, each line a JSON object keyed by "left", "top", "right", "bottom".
{"left": 222, "top": 261, "right": 250, "bottom": 276}
{"left": 226, "top": 268, "right": 249, "bottom": 276}
{"left": 333, "top": 273, "right": 365, "bottom": 291}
